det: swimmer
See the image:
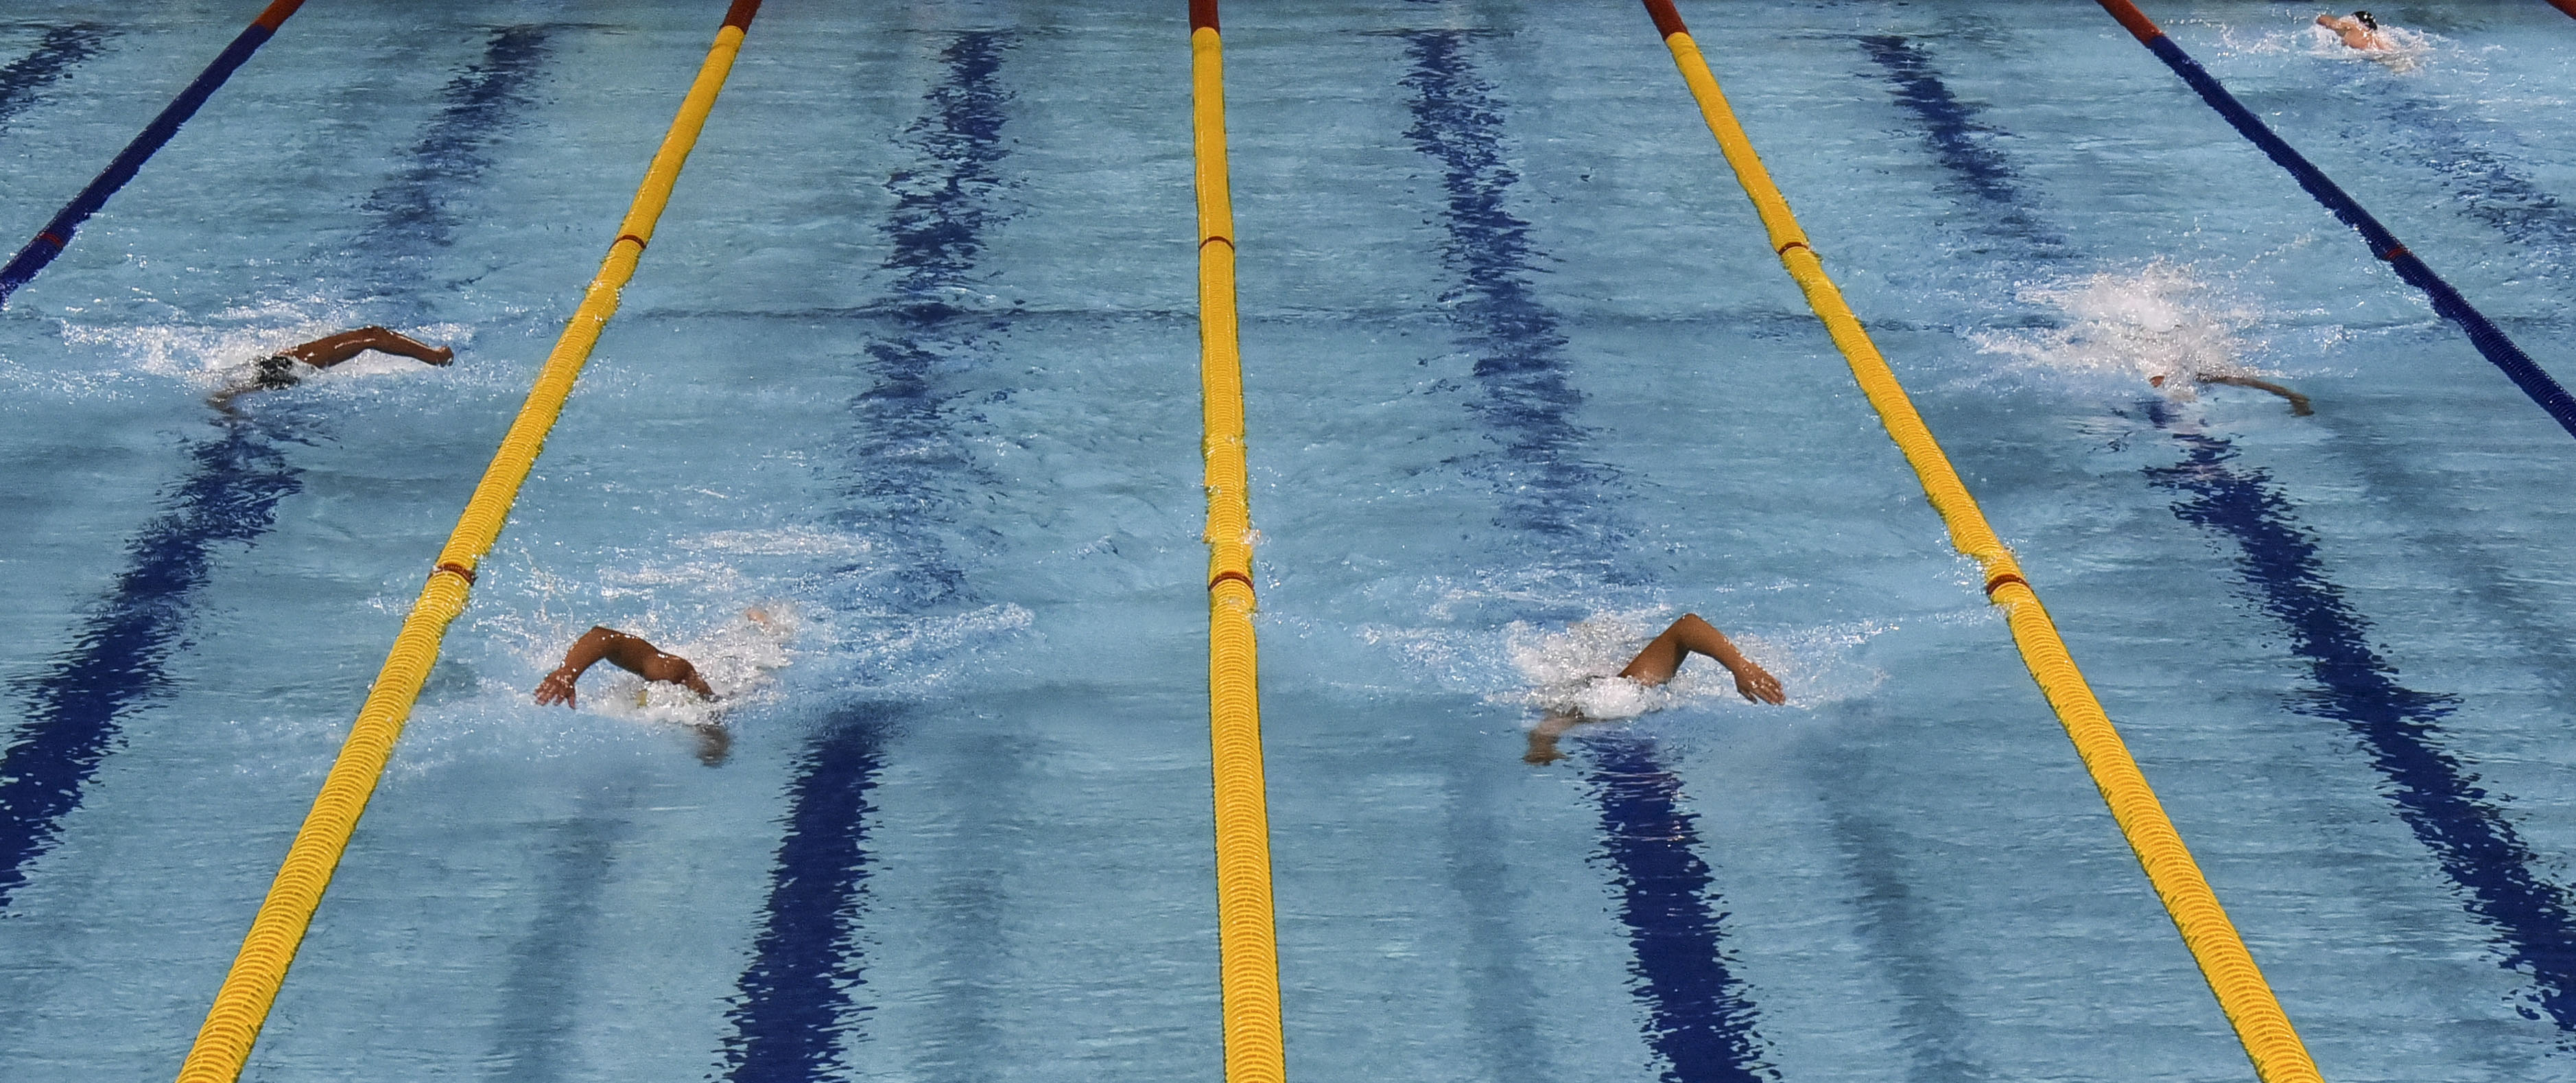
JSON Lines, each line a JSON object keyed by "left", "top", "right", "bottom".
{"left": 2151, "top": 372, "right": 2313, "bottom": 416}
{"left": 211, "top": 326, "right": 453, "bottom": 410}
{"left": 1524, "top": 614, "right": 1784, "bottom": 765}
{"left": 536, "top": 625, "right": 726, "bottom": 764}
{"left": 2316, "top": 10, "right": 2388, "bottom": 51}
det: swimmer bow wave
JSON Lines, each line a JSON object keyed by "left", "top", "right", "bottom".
{"left": 0, "top": 0, "right": 307, "bottom": 309}
{"left": 2092, "top": 0, "right": 2576, "bottom": 443}
{"left": 170, "top": 3, "right": 763, "bottom": 1081}
{"left": 1637, "top": 2, "right": 2326, "bottom": 1082}
{"left": 1190, "top": 5, "right": 1288, "bottom": 1083}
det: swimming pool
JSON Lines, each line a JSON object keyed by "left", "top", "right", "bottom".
{"left": 3, "top": 1, "right": 2575, "bottom": 1079}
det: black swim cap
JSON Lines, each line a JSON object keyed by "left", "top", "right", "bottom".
{"left": 2353, "top": 10, "right": 2377, "bottom": 29}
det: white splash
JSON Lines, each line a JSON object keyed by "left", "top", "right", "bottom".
{"left": 1488, "top": 608, "right": 1889, "bottom": 720}
{"left": 50, "top": 305, "right": 469, "bottom": 394}
{"left": 2301, "top": 20, "right": 2437, "bottom": 73}
{"left": 593, "top": 603, "right": 801, "bottom": 728}
{"left": 1972, "top": 260, "right": 2278, "bottom": 400}
{"left": 2226, "top": 17, "right": 2439, "bottom": 73}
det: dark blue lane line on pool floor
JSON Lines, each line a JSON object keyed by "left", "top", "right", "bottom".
{"left": 0, "top": 24, "right": 113, "bottom": 135}
{"left": 1397, "top": 28, "right": 1633, "bottom": 579}
{"left": 0, "top": 418, "right": 298, "bottom": 911}
{"left": 1869, "top": 32, "right": 2576, "bottom": 1036}
{"left": 0, "top": 36, "right": 560, "bottom": 913}
{"left": 1856, "top": 35, "right": 2070, "bottom": 260}
{"left": 1587, "top": 734, "right": 1772, "bottom": 1083}
{"left": 720, "top": 711, "right": 891, "bottom": 1082}
{"left": 1397, "top": 27, "right": 1773, "bottom": 1082}
{"left": 2361, "top": 91, "right": 2576, "bottom": 279}
{"left": 718, "top": 31, "right": 1016, "bottom": 1082}
{"left": 2144, "top": 408, "right": 2576, "bottom": 1032}
{"left": 355, "top": 23, "right": 556, "bottom": 310}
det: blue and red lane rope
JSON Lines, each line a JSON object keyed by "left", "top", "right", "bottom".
{"left": 2091, "top": 0, "right": 2576, "bottom": 442}
{"left": 0, "top": 0, "right": 307, "bottom": 308}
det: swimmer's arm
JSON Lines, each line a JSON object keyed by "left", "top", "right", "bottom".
{"left": 535, "top": 627, "right": 713, "bottom": 706}
{"left": 1524, "top": 712, "right": 1589, "bottom": 765}
{"left": 2201, "top": 373, "right": 2313, "bottom": 416}
{"left": 1618, "top": 614, "right": 1786, "bottom": 703}
{"left": 535, "top": 627, "right": 622, "bottom": 707}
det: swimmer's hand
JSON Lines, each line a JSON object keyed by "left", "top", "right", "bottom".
{"left": 1729, "top": 661, "right": 1786, "bottom": 705}
{"left": 1524, "top": 712, "right": 1582, "bottom": 766}
{"left": 534, "top": 666, "right": 582, "bottom": 708}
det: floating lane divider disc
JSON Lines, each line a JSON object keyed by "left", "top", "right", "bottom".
{"left": 1633, "top": 3, "right": 2326, "bottom": 1082}
{"left": 1189, "top": 4, "right": 1287, "bottom": 1083}
{"left": 169, "top": 3, "right": 763, "bottom": 1081}
{"left": 0, "top": 0, "right": 307, "bottom": 309}
{"left": 2091, "top": 0, "right": 2576, "bottom": 443}
{"left": 2551, "top": 0, "right": 2576, "bottom": 21}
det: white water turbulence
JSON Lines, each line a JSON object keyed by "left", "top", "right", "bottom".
{"left": 2217, "top": 14, "right": 2440, "bottom": 74}
{"left": 1491, "top": 609, "right": 1888, "bottom": 721}
{"left": 599, "top": 603, "right": 800, "bottom": 727}
{"left": 47, "top": 305, "right": 472, "bottom": 397}
{"left": 1972, "top": 260, "right": 2287, "bottom": 403}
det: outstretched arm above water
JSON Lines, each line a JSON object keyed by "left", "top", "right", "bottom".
{"left": 2202, "top": 373, "right": 2313, "bottom": 416}
{"left": 211, "top": 326, "right": 455, "bottom": 412}
{"left": 2151, "top": 372, "right": 2313, "bottom": 416}
{"left": 534, "top": 626, "right": 713, "bottom": 708}
{"left": 1522, "top": 614, "right": 1785, "bottom": 765}
{"left": 1619, "top": 613, "right": 1786, "bottom": 703}
{"left": 276, "top": 325, "right": 453, "bottom": 370}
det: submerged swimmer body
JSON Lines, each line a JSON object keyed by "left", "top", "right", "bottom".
{"left": 2316, "top": 10, "right": 2389, "bottom": 51}
{"left": 1524, "top": 614, "right": 1784, "bottom": 765}
{"left": 212, "top": 326, "right": 453, "bottom": 411}
{"left": 536, "top": 625, "right": 726, "bottom": 764}
{"left": 2153, "top": 372, "right": 2313, "bottom": 416}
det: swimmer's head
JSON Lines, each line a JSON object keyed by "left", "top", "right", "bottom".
{"left": 2352, "top": 10, "right": 2377, "bottom": 29}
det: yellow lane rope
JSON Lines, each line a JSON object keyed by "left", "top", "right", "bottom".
{"left": 172, "top": 3, "right": 764, "bottom": 1080}
{"left": 1634, "top": 3, "right": 2323, "bottom": 1082}
{"left": 1189, "top": 4, "right": 1286, "bottom": 1083}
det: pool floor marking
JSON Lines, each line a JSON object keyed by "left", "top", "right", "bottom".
{"left": 171, "top": 3, "right": 763, "bottom": 1080}
{"left": 2089, "top": 0, "right": 2576, "bottom": 443}
{"left": 0, "top": 0, "right": 306, "bottom": 309}
{"left": 1391, "top": 28, "right": 1770, "bottom": 1075}
{"left": 1636, "top": 3, "right": 2325, "bottom": 1082}
{"left": 1584, "top": 734, "right": 1773, "bottom": 1083}
{"left": 716, "top": 28, "right": 1019, "bottom": 1075}
{"left": 720, "top": 714, "right": 889, "bottom": 1081}
{"left": 2145, "top": 410, "right": 2576, "bottom": 1034}
{"left": 1189, "top": 5, "right": 1287, "bottom": 1083}
{"left": 0, "top": 23, "right": 115, "bottom": 134}
{"left": 0, "top": 421, "right": 300, "bottom": 911}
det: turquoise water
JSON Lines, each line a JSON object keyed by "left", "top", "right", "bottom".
{"left": 3, "top": 2, "right": 2576, "bottom": 1080}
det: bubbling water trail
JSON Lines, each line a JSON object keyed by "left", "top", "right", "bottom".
{"left": 1971, "top": 260, "right": 2302, "bottom": 401}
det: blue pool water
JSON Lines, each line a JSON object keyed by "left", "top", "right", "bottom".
{"left": 3, "top": 2, "right": 2576, "bottom": 1080}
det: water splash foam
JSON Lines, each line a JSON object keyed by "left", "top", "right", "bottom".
{"left": 1972, "top": 260, "right": 2282, "bottom": 400}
